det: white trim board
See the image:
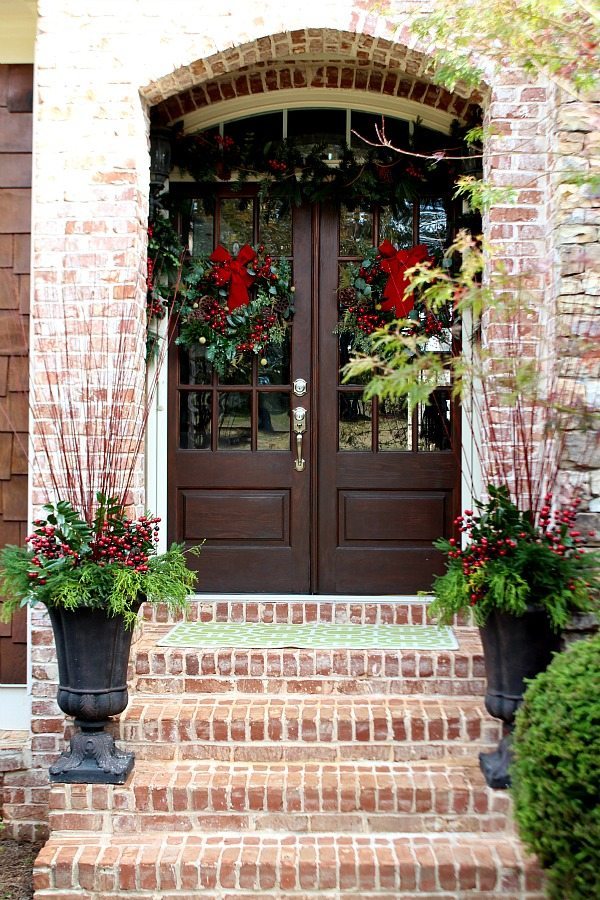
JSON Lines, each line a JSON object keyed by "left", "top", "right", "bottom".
{"left": 187, "top": 594, "right": 434, "bottom": 604}
{"left": 0, "top": 686, "right": 31, "bottom": 731}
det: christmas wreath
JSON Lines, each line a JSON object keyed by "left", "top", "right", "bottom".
{"left": 175, "top": 244, "right": 294, "bottom": 376}
{"left": 337, "top": 241, "right": 452, "bottom": 351}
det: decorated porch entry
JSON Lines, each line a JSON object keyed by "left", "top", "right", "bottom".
{"left": 167, "top": 110, "right": 462, "bottom": 593}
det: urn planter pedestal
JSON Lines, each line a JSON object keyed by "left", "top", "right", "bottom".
{"left": 478, "top": 606, "right": 561, "bottom": 789}
{"left": 48, "top": 606, "right": 138, "bottom": 784}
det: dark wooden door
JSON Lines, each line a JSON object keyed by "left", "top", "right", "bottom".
{"left": 168, "top": 193, "right": 460, "bottom": 593}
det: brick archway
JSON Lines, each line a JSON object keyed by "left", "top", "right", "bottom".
{"left": 142, "top": 29, "right": 485, "bottom": 128}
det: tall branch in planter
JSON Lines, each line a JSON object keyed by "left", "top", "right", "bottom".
{"left": 345, "top": 231, "right": 599, "bottom": 520}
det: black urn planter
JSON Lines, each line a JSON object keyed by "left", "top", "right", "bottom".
{"left": 48, "top": 606, "right": 138, "bottom": 784}
{"left": 479, "top": 606, "right": 561, "bottom": 790}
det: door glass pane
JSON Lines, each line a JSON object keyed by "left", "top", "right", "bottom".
{"left": 258, "top": 392, "right": 291, "bottom": 450}
{"left": 339, "top": 207, "right": 373, "bottom": 257}
{"left": 189, "top": 200, "right": 214, "bottom": 256}
{"left": 260, "top": 199, "right": 292, "bottom": 256}
{"left": 218, "top": 392, "right": 252, "bottom": 449}
{"left": 219, "top": 198, "right": 254, "bottom": 252}
{"left": 339, "top": 393, "right": 372, "bottom": 451}
{"left": 260, "top": 332, "right": 291, "bottom": 385}
{"left": 419, "top": 199, "right": 448, "bottom": 259}
{"left": 418, "top": 389, "right": 452, "bottom": 451}
{"left": 379, "top": 203, "right": 413, "bottom": 249}
{"left": 179, "top": 345, "right": 212, "bottom": 385}
{"left": 219, "top": 358, "right": 253, "bottom": 386}
{"left": 379, "top": 398, "right": 410, "bottom": 451}
{"left": 180, "top": 392, "right": 211, "bottom": 449}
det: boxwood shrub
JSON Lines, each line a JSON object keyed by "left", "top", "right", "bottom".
{"left": 512, "top": 634, "right": 600, "bottom": 899}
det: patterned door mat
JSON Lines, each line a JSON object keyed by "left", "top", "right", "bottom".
{"left": 157, "top": 623, "right": 458, "bottom": 650}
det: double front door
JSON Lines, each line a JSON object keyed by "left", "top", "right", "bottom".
{"left": 168, "top": 193, "right": 460, "bottom": 593}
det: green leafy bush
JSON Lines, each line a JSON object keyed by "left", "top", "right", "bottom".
{"left": 512, "top": 635, "right": 600, "bottom": 899}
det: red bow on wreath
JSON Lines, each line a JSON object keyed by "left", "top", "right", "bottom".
{"left": 378, "top": 240, "right": 430, "bottom": 318}
{"left": 209, "top": 244, "right": 257, "bottom": 311}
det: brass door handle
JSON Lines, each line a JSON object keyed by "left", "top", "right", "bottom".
{"left": 292, "top": 406, "right": 306, "bottom": 472}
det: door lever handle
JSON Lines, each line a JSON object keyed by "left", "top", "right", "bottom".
{"left": 292, "top": 406, "right": 307, "bottom": 472}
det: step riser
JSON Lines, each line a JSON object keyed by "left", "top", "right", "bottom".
{"left": 133, "top": 675, "right": 487, "bottom": 696}
{"left": 49, "top": 808, "right": 512, "bottom": 834}
{"left": 142, "top": 600, "right": 471, "bottom": 627}
{"left": 110, "top": 741, "right": 497, "bottom": 763}
{"left": 90, "top": 697, "right": 501, "bottom": 762}
{"left": 108, "top": 714, "right": 499, "bottom": 747}
{"left": 131, "top": 645, "right": 486, "bottom": 697}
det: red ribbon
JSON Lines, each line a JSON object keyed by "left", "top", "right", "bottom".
{"left": 209, "top": 244, "right": 257, "bottom": 310}
{"left": 378, "top": 240, "right": 430, "bottom": 318}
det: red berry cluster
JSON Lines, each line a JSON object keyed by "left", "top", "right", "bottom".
{"left": 406, "top": 163, "right": 426, "bottom": 181}
{"left": 237, "top": 313, "right": 277, "bottom": 352}
{"left": 92, "top": 515, "right": 160, "bottom": 573}
{"left": 147, "top": 255, "right": 154, "bottom": 291}
{"left": 214, "top": 134, "right": 235, "bottom": 150}
{"left": 147, "top": 295, "right": 167, "bottom": 319}
{"left": 425, "top": 312, "right": 443, "bottom": 336}
{"left": 267, "top": 159, "right": 287, "bottom": 173}
{"left": 26, "top": 513, "right": 161, "bottom": 583}
{"left": 254, "top": 253, "right": 280, "bottom": 286}
{"left": 201, "top": 297, "right": 228, "bottom": 335}
{"left": 348, "top": 304, "right": 385, "bottom": 335}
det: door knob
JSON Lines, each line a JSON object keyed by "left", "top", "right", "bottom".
{"left": 292, "top": 406, "right": 307, "bottom": 471}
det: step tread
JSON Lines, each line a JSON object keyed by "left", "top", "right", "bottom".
{"left": 34, "top": 830, "right": 544, "bottom": 896}
{"left": 121, "top": 694, "right": 492, "bottom": 713}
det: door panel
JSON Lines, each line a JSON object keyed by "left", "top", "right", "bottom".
{"left": 315, "top": 203, "right": 459, "bottom": 593}
{"left": 168, "top": 193, "right": 460, "bottom": 594}
{"left": 169, "top": 196, "right": 311, "bottom": 592}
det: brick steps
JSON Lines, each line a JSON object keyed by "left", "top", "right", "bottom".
{"left": 131, "top": 625, "right": 486, "bottom": 697}
{"left": 48, "top": 759, "right": 513, "bottom": 835}
{"left": 36, "top": 600, "right": 544, "bottom": 896}
{"left": 141, "top": 596, "right": 471, "bottom": 627}
{"left": 34, "top": 832, "right": 544, "bottom": 898}
{"left": 98, "top": 695, "right": 501, "bottom": 763}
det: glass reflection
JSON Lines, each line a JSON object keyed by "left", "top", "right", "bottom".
{"left": 339, "top": 207, "right": 373, "bottom": 257}
{"left": 258, "top": 392, "right": 290, "bottom": 450}
{"left": 379, "top": 398, "right": 410, "bottom": 451}
{"left": 189, "top": 200, "right": 214, "bottom": 257}
{"left": 180, "top": 392, "right": 211, "bottom": 449}
{"left": 419, "top": 199, "right": 448, "bottom": 260}
{"left": 260, "top": 199, "right": 292, "bottom": 256}
{"left": 379, "top": 203, "right": 413, "bottom": 249}
{"left": 218, "top": 392, "right": 252, "bottom": 450}
{"left": 219, "top": 358, "right": 253, "bottom": 386}
{"left": 339, "top": 393, "right": 372, "bottom": 451}
{"left": 418, "top": 389, "right": 452, "bottom": 451}
{"left": 219, "top": 198, "right": 254, "bottom": 253}
{"left": 260, "top": 333, "right": 291, "bottom": 385}
{"left": 179, "top": 344, "right": 212, "bottom": 385}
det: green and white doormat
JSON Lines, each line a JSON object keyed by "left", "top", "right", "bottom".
{"left": 157, "top": 623, "right": 458, "bottom": 650}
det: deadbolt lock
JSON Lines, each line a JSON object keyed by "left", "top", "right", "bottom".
{"left": 293, "top": 378, "right": 307, "bottom": 397}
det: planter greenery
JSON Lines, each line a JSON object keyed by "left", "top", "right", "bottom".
{"left": 512, "top": 634, "right": 600, "bottom": 900}
{"left": 0, "top": 494, "right": 197, "bottom": 628}
{"left": 429, "top": 485, "right": 599, "bottom": 631}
